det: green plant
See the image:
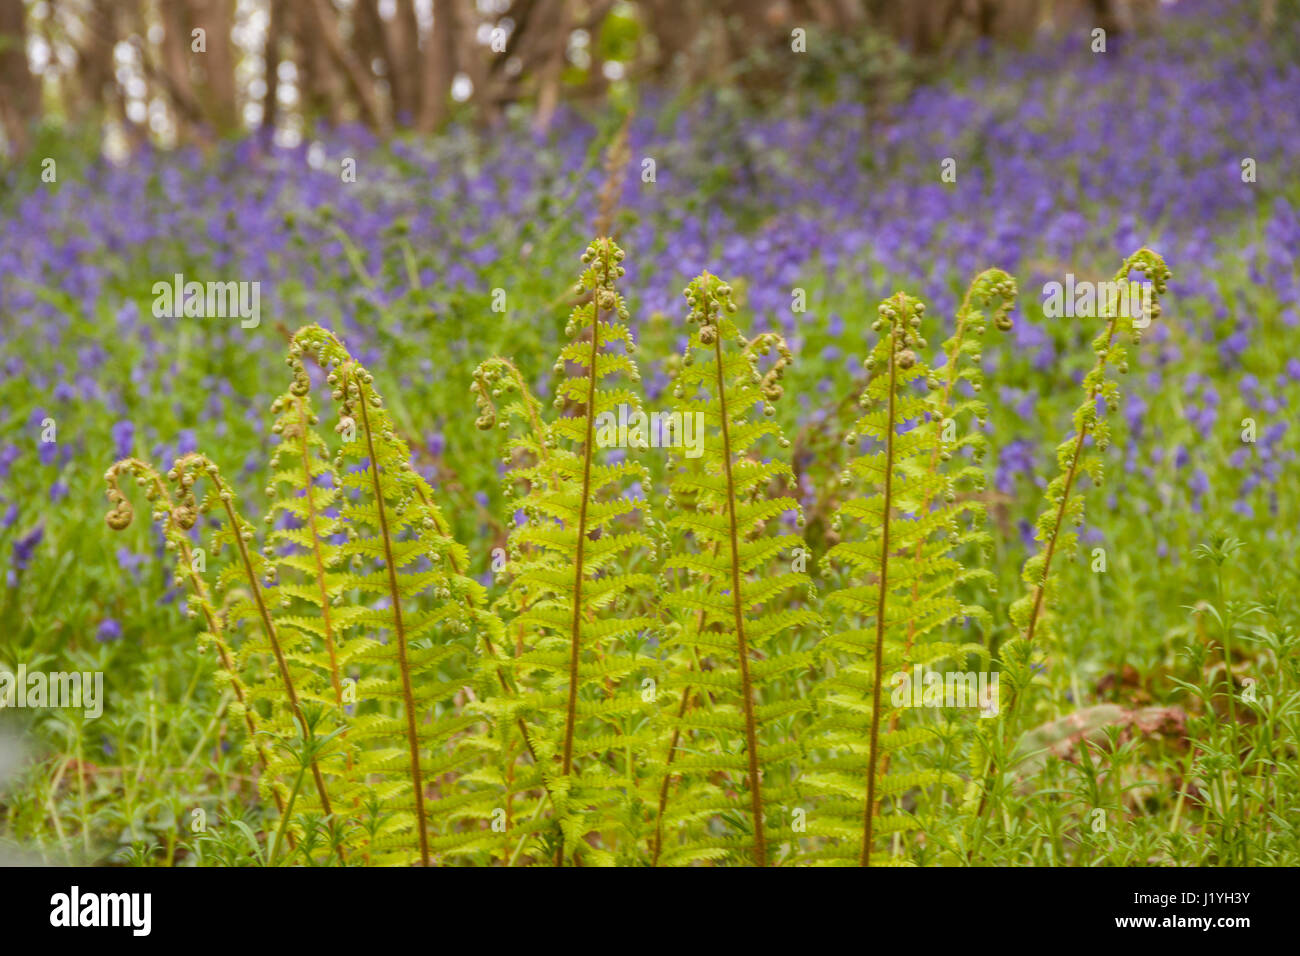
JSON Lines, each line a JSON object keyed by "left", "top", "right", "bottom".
{"left": 471, "top": 238, "right": 658, "bottom": 866}
{"left": 99, "top": 239, "right": 1210, "bottom": 868}
{"left": 651, "top": 272, "right": 818, "bottom": 866}
{"left": 807, "top": 288, "right": 1001, "bottom": 865}
{"left": 969, "top": 249, "right": 1172, "bottom": 853}
{"left": 105, "top": 327, "right": 498, "bottom": 866}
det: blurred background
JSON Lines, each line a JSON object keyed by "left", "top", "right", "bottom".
{"left": 2, "top": 0, "right": 1281, "bottom": 159}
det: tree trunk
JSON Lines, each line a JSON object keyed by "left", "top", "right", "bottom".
{"left": 306, "top": 0, "right": 386, "bottom": 131}
{"left": 189, "top": 0, "right": 240, "bottom": 134}
{"left": 392, "top": 0, "right": 422, "bottom": 123}
{"left": 159, "top": 0, "right": 201, "bottom": 139}
{"left": 262, "top": 0, "right": 283, "bottom": 140}
{"left": 417, "top": 0, "right": 458, "bottom": 132}
{"left": 531, "top": 0, "right": 571, "bottom": 133}
{"left": 291, "top": 0, "right": 341, "bottom": 128}
{"left": 355, "top": 0, "right": 395, "bottom": 114}
{"left": 0, "top": 0, "right": 38, "bottom": 156}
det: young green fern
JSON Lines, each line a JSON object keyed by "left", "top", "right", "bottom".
{"left": 106, "top": 328, "right": 494, "bottom": 866}
{"left": 970, "top": 249, "right": 1171, "bottom": 830}
{"left": 285, "top": 325, "right": 493, "bottom": 866}
{"left": 1008, "top": 250, "right": 1170, "bottom": 656}
{"left": 462, "top": 356, "right": 559, "bottom": 864}
{"left": 100, "top": 238, "right": 1165, "bottom": 868}
{"left": 651, "top": 273, "right": 820, "bottom": 867}
{"left": 115, "top": 451, "right": 349, "bottom": 861}
{"left": 475, "top": 238, "right": 659, "bottom": 866}
{"left": 873, "top": 271, "right": 1016, "bottom": 816}
{"left": 103, "top": 460, "right": 289, "bottom": 823}
{"left": 810, "top": 292, "right": 988, "bottom": 866}
{"left": 891, "top": 270, "right": 1016, "bottom": 687}
{"left": 265, "top": 390, "right": 348, "bottom": 715}
{"left": 932, "top": 269, "right": 1018, "bottom": 489}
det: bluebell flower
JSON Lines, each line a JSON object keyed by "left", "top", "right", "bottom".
{"left": 995, "top": 439, "right": 1036, "bottom": 495}
{"left": 9, "top": 525, "right": 43, "bottom": 586}
{"left": 111, "top": 420, "right": 134, "bottom": 460}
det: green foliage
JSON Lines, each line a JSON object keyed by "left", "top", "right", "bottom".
{"left": 88, "top": 240, "right": 1292, "bottom": 872}
{"left": 470, "top": 238, "right": 658, "bottom": 866}
{"left": 1008, "top": 250, "right": 1172, "bottom": 653}
{"left": 808, "top": 291, "right": 997, "bottom": 865}
{"left": 650, "top": 273, "right": 820, "bottom": 866}
{"left": 971, "top": 249, "right": 1172, "bottom": 845}
{"left": 282, "top": 326, "right": 496, "bottom": 866}
{"left": 937, "top": 268, "right": 1018, "bottom": 484}
{"left": 104, "top": 327, "right": 497, "bottom": 866}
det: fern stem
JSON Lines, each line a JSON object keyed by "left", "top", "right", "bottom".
{"left": 1025, "top": 428, "right": 1089, "bottom": 648}
{"left": 561, "top": 356, "right": 598, "bottom": 777}
{"left": 972, "top": 312, "right": 1120, "bottom": 836}
{"left": 881, "top": 285, "right": 977, "bottom": 783}
{"left": 557, "top": 251, "right": 609, "bottom": 865}
{"left": 354, "top": 375, "right": 431, "bottom": 867}
{"left": 711, "top": 324, "right": 768, "bottom": 867}
{"left": 862, "top": 304, "right": 900, "bottom": 867}
{"left": 217, "top": 493, "right": 339, "bottom": 837}
{"left": 293, "top": 397, "right": 345, "bottom": 707}
{"left": 268, "top": 759, "right": 308, "bottom": 867}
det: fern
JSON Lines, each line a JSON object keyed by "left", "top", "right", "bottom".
{"left": 889, "top": 270, "right": 1016, "bottom": 685}
{"left": 1008, "top": 250, "right": 1170, "bottom": 656}
{"left": 164, "top": 451, "right": 348, "bottom": 862}
{"left": 284, "top": 325, "right": 495, "bottom": 866}
{"left": 810, "top": 291, "right": 988, "bottom": 866}
{"left": 868, "top": 270, "right": 1017, "bottom": 831}
{"left": 103, "top": 460, "right": 288, "bottom": 822}
{"left": 97, "top": 236, "right": 1175, "bottom": 868}
{"left": 970, "top": 248, "right": 1171, "bottom": 833}
{"left": 474, "top": 238, "right": 659, "bottom": 866}
{"left": 650, "top": 272, "right": 820, "bottom": 866}
{"left": 463, "top": 356, "right": 557, "bottom": 863}
{"left": 105, "top": 328, "right": 495, "bottom": 866}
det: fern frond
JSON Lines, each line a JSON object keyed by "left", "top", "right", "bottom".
{"left": 287, "top": 324, "right": 494, "bottom": 866}
{"left": 104, "top": 459, "right": 289, "bottom": 820}
{"left": 817, "top": 291, "right": 976, "bottom": 866}
{"left": 868, "top": 270, "right": 1017, "bottom": 793}
{"left": 475, "top": 238, "right": 658, "bottom": 866}
{"left": 165, "top": 451, "right": 347, "bottom": 863}
{"left": 970, "top": 249, "right": 1171, "bottom": 832}
{"left": 651, "top": 272, "right": 819, "bottom": 866}
{"left": 1007, "top": 250, "right": 1170, "bottom": 653}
